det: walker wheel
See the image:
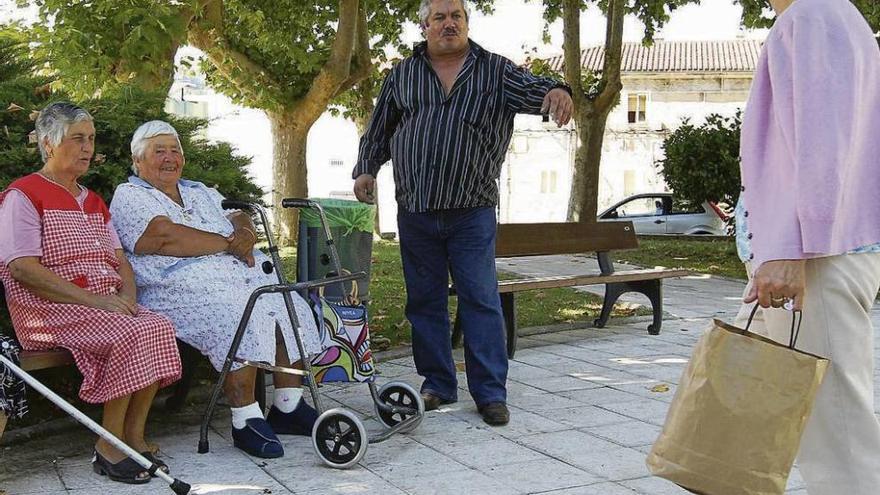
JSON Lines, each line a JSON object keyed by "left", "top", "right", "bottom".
{"left": 376, "top": 382, "right": 424, "bottom": 433}
{"left": 311, "top": 408, "right": 367, "bottom": 469}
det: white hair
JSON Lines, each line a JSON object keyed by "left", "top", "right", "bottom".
{"left": 130, "top": 120, "right": 182, "bottom": 175}
{"left": 418, "top": 0, "right": 470, "bottom": 26}
{"left": 35, "top": 102, "right": 93, "bottom": 163}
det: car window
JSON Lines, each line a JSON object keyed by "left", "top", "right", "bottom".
{"left": 670, "top": 199, "right": 705, "bottom": 215}
{"left": 617, "top": 197, "right": 665, "bottom": 217}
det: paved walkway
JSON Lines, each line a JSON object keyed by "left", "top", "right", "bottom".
{"left": 2, "top": 256, "right": 877, "bottom": 494}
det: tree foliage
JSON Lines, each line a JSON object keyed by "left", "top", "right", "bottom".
{"left": 657, "top": 113, "right": 742, "bottom": 208}
{"left": 736, "top": 0, "right": 879, "bottom": 32}
{"left": 0, "top": 29, "right": 263, "bottom": 204}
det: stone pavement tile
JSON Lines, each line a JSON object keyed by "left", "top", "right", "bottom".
{"left": 517, "top": 430, "right": 650, "bottom": 481}
{"left": 599, "top": 399, "right": 672, "bottom": 426}
{"left": 626, "top": 365, "right": 687, "bottom": 384}
{"left": 614, "top": 340, "right": 694, "bottom": 356}
{"left": 482, "top": 458, "right": 601, "bottom": 493}
{"left": 565, "top": 369, "right": 659, "bottom": 388}
{"left": 511, "top": 374, "right": 606, "bottom": 393}
{"left": 407, "top": 409, "right": 475, "bottom": 437}
{"left": 559, "top": 386, "right": 644, "bottom": 406}
{"left": 541, "top": 359, "right": 609, "bottom": 375}
{"left": 270, "top": 460, "right": 406, "bottom": 495}
{"left": 506, "top": 389, "right": 585, "bottom": 412}
{"left": 453, "top": 406, "right": 569, "bottom": 439}
{"left": 360, "top": 435, "right": 469, "bottom": 480}
{"left": 536, "top": 481, "right": 638, "bottom": 494}
{"left": 512, "top": 349, "right": 587, "bottom": 368}
{"left": 508, "top": 363, "right": 564, "bottom": 381}
{"left": 538, "top": 345, "right": 619, "bottom": 363}
{"left": 620, "top": 476, "right": 690, "bottom": 494}
{"left": 374, "top": 362, "right": 417, "bottom": 378}
{"left": 583, "top": 420, "right": 662, "bottom": 448}
{"left": 545, "top": 405, "right": 632, "bottom": 429}
{"left": 0, "top": 459, "right": 65, "bottom": 494}
{"left": 390, "top": 468, "right": 522, "bottom": 495}
{"left": 609, "top": 382, "right": 678, "bottom": 404}
{"left": 424, "top": 435, "right": 547, "bottom": 469}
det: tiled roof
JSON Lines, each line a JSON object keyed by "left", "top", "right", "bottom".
{"left": 544, "top": 39, "right": 762, "bottom": 74}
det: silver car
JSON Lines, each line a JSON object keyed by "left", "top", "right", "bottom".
{"left": 598, "top": 193, "right": 728, "bottom": 235}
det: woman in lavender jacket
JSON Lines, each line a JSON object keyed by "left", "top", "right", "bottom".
{"left": 733, "top": 0, "right": 880, "bottom": 493}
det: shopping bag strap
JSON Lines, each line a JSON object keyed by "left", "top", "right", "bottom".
{"left": 317, "top": 268, "right": 360, "bottom": 306}
{"left": 744, "top": 304, "right": 803, "bottom": 349}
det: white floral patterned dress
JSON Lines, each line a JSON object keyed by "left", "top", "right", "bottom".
{"left": 109, "top": 177, "right": 323, "bottom": 371}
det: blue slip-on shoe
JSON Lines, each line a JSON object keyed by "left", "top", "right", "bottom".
{"left": 266, "top": 401, "right": 319, "bottom": 436}
{"left": 232, "top": 417, "right": 284, "bottom": 458}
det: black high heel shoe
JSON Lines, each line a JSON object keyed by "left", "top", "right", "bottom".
{"left": 141, "top": 451, "right": 170, "bottom": 475}
{"left": 92, "top": 451, "right": 151, "bottom": 485}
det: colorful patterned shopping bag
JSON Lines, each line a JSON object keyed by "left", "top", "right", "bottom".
{"left": 308, "top": 282, "right": 375, "bottom": 383}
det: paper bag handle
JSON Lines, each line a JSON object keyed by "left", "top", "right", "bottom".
{"left": 744, "top": 304, "right": 803, "bottom": 349}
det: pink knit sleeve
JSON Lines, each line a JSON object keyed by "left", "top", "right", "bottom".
{"left": 766, "top": 16, "right": 859, "bottom": 254}
{"left": 0, "top": 189, "right": 43, "bottom": 264}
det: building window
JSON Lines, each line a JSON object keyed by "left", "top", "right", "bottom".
{"left": 627, "top": 94, "right": 647, "bottom": 124}
{"left": 540, "top": 170, "right": 557, "bottom": 194}
{"left": 329, "top": 158, "right": 344, "bottom": 167}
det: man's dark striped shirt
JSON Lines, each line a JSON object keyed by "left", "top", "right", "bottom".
{"left": 353, "top": 40, "right": 565, "bottom": 213}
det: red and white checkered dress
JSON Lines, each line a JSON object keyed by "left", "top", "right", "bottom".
{"left": 0, "top": 174, "right": 181, "bottom": 403}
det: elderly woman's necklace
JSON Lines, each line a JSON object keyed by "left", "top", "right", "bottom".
{"left": 162, "top": 188, "right": 191, "bottom": 220}
{"left": 39, "top": 168, "right": 79, "bottom": 196}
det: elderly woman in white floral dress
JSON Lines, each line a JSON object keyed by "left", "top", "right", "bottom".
{"left": 109, "top": 121, "right": 323, "bottom": 459}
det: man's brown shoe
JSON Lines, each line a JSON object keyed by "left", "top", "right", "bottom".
{"left": 421, "top": 393, "right": 455, "bottom": 412}
{"left": 478, "top": 402, "right": 510, "bottom": 426}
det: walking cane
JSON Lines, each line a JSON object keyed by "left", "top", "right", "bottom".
{"left": 0, "top": 354, "right": 191, "bottom": 494}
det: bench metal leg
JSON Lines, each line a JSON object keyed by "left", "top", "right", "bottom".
{"left": 594, "top": 279, "right": 663, "bottom": 335}
{"left": 501, "top": 293, "right": 517, "bottom": 359}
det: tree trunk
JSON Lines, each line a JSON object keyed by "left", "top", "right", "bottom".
{"left": 270, "top": 111, "right": 310, "bottom": 246}
{"left": 567, "top": 107, "right": 612, "bottom": 221}
{"left": 562, "top": 0, "right": 624, "bottom": 223}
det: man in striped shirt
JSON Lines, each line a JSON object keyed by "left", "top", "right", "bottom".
{"left": 352, "top": 0, "right": 572, "bottom": 426}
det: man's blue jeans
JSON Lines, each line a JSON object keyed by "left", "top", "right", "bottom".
{"left": 397, "top": 207, "right": 507, "bottom": 407}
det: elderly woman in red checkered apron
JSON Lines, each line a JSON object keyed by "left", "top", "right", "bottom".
{"left": 0, "top": 103, "right": 182, "bottom": 485}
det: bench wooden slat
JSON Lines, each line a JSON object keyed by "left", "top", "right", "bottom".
{"left": 20, "top": 349, "right": 74, "bottom": 371}
{"left": 496, "top": 221, "right": 638, "bottom": 257}
{"left": 496, "top": 268, "right": 691, "bottom": 293}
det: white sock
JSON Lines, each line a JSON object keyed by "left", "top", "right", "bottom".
{"left": 274, "top": 387, "right": 303, "bottom": 413}
{"left": 230, "top": 402, "right": 263, "bottom": 429}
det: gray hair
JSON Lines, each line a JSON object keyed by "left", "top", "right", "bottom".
{"left": 418, "top": 0, "right": 470, "bottom": 26}
{"left": 35, "top": 102, "right": 93, "bottom": 163}
{"left": 130, "top": 120, "right": 182, "bottom": 175}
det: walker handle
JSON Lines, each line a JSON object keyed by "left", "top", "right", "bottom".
{"left": 221, "top": 199, "right": 255, "bottom": 211}
{"left": 281, "top": 198, "right": 313, "bottom": 209}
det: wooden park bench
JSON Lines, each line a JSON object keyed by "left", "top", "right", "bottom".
{"left": 450, "top": 221, "right": 690, "bottom": 358}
